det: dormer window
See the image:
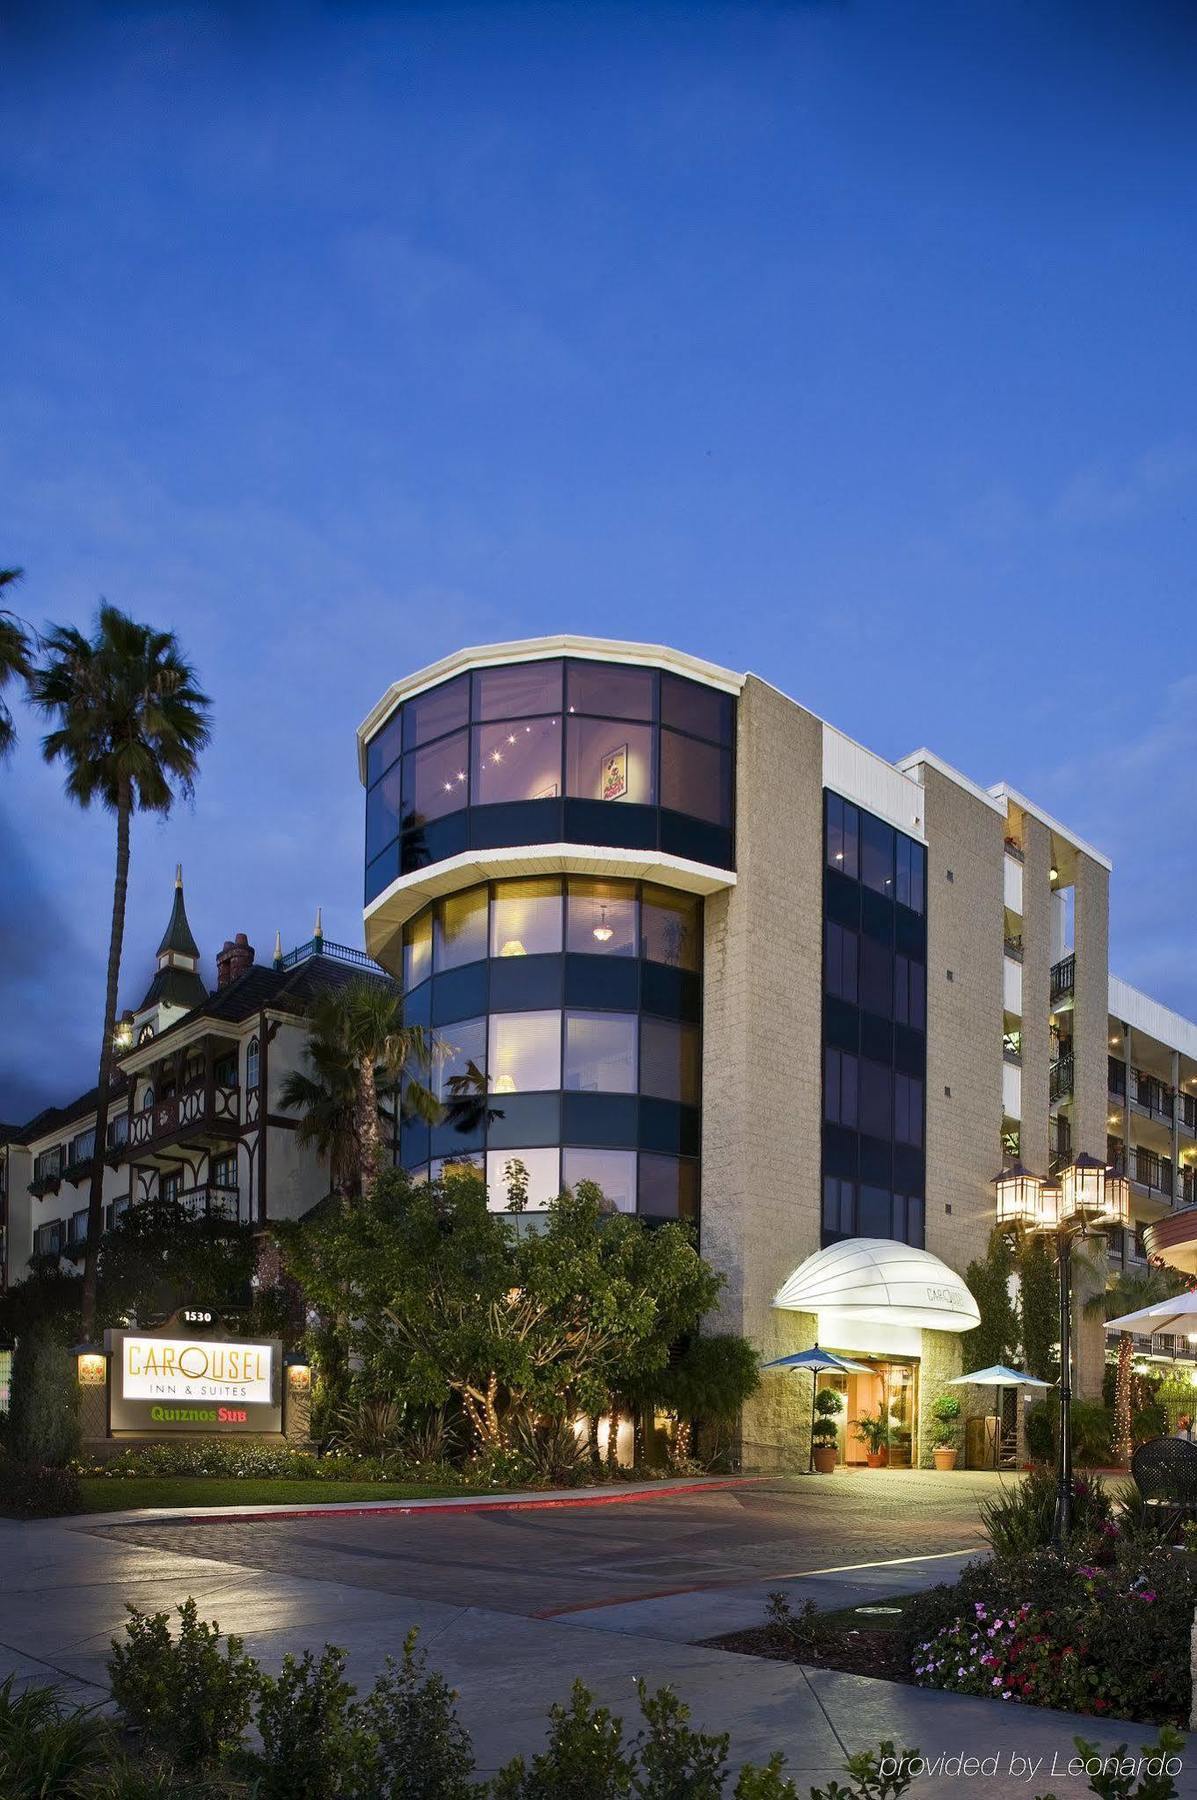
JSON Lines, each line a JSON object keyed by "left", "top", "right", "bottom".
{"left": 246, "top": 1037, "right": 260, "bottom": 1090}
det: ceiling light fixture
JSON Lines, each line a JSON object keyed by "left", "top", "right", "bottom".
{"left": 592, "top": 906, "right": 614, "bottom": 944}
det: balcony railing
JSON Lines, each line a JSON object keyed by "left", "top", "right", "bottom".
{"left": 1003, "top": 933, "right": 1024, "bottom": 961}
{"left": 1131, "top": 1069, "right": 1173, "bottom": 1122}
{"left": 1050, "top": 954, "right": 1075, "bottom": 1002}
{"left": 129, "top": 1085, "right": 240, "bottom": 1150}
{"left": 1110, "top": 1141, "right": 1176, "bottom": 1202}
{"left": 178, "top": 1183, "right": 246, "bottom": 1224}
{"left": 1002, "top": 1032, "right": 1022, "bottom": 1063}
{"left": 1050, "top": 1052, "right": 1074, "bottom": 1103}
{"left": 1181, "top": 1095, "right": 1197, "bottom": 1135}
{"left": 279, "top": 937, "right": 383, "bottom": 973}
{"left": 1049, "top": 1113, "right": 1072, "bottom": 1176}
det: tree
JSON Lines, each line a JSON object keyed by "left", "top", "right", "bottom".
{"left": 279, "top": 976, "right": 437, "bottom": 1203}
{"left": 96, "top": 1197, "right": 278, "bottom": 1330}
{"left": 8, "top": 1318, "right": 80, "bottom": 1467}
{"left": 30, "top": 606, "right": 212, "bottom": 1336}
{"left": 656, "top": 1334, "right": 760, "bottom": 1463}
{"left": 1018, "top": 1234, "right": 1059, "bottom": 1382}
{"left": 1085, "top": 1260, "right": 1187, "bottom": 1465}
{"left": 964, "top": 1230, "right": 1020, "bottom": 1372}
{"left": 0, "top": 567, "right": 32, "bottom": 758}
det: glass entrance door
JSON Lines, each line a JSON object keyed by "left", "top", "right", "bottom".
{"left": 827, "top": 1356, "right": 920, "bottom": 1466}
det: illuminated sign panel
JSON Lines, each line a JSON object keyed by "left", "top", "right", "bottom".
{"left": 106, "top": 1327, "right": 282, "bottom": 1434}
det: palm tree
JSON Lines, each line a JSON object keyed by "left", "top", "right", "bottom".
{"left": 0, "top": 568, "right": 32, "bottom": 758}
{"left": 29, "top": 606, "right": 211, "bottom": 1335}
{"left": 280, "top": 976, "right": 438, "bottom": 1203}
{"left": 1085, "top": 1260, "right": 1188, "bottom": 1465}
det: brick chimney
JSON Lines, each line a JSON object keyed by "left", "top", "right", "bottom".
{"left": 216, "top": 932, "right": 255, "bottom": 989}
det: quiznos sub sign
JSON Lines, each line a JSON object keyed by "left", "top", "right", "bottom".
{"left": 106, "top": 1327, "right": 283, "bottom": 1434}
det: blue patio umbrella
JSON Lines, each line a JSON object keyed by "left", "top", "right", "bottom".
{"left": 761, "top": 1345, "right": 871, "bottom": 1471}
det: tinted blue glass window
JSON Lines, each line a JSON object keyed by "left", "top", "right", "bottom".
{"left": 659, "top": 672, "right": 733, "bottom": 745}
{"left": 567, "top": 660, "right": 655, "bottom": 721}
{"left": 402, "top": 676, "right": 469, "bottom": 750}
{"left": 473, "top": 660, "right": 563, "bottom": 720}
{"left": 860, "top": 814, "right": 894, "bottom": 895}
{"left": 366, "top": 713, "right": 403, "bottom": 787}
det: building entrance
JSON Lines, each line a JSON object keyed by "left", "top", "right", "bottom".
{"left": 819, "top": 1356, "right": 919, "bottom": 1467}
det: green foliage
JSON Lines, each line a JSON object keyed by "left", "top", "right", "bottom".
{"left": 329, "top": 1394, "right": 405, "bottom": 1459}
{"left": 965, "top": 1230, "right": 1019, "bottom": 1370}
{"left": 977, "top": 1468, "right": 1113, "bottom": 1557}
{"left": 1132, "top": 1403, "right": 1166, "bottom": 1445}
{"left": 1025, "top": 1399, "right": 1114, "bottom": 1468}
{"left": 0, "top": 1459, "right": 82, "bottom": 1517}
{"left": 929, "top": 1391, "right": 961, "bottom": 1450}
{"left": 632, "top": 1679, "right": 730, "bottom": 1798}
{"left": 0, "top": 1673, "right": 114, "bottom": 1799}
{"left": 809, "top": 1742, "right": 919, "bottom": 1800}
{"left": 657, "top": 1334, "right": 761, "bottom": 1429}
{"left": 79, "top": 1439, "right": 323, "bottom": 1479}
{"left": 491, "top": 1679, "right": 632, "bottom": 1799}
{"left": 764, "top": 1591, "right": 825, "bottom": 1653}
{"left": 852, "top": 1411, "right": 889, "bottom": 1455}
{"left": 356, "top": 1629, "right": 477, "bottom": 1800}
{"left": 811, "top": 1386, "right": 842, "bottom": 1448}
{"left": 8, "top": 1319, "right": 80, "bottom": 1468}
{"left": 249, "top": 1645, "right": 368, "bottom": 1799}
{"left": 1046, "top": 1727, "right": 1185, "bottom": 1800}
{"left": 108, "top": 1599, "right": 259, "bottom": 1764}
{"left": 509, "top": 1414, "right": 593, "bottom": 1486}
{"left": 1019, "top": 1236, "right": 1059, "bottom": 1382}
{"left": 96, "top": 1199, "right": 259, "bottom": 1325}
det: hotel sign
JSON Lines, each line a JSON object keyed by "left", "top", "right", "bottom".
{"left": 106, "top": 1324, "right": 283, "bottom": 1434}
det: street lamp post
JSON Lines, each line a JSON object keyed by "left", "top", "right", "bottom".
{"left": 993, "top": 1153, "right": 1130, "bottom": 1546}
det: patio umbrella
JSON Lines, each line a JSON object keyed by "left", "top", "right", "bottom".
{"left": 949, "top": 1365, "right": 1051, "bottom": 1469}
{"left": 1104, "top": 1291, "right": 1197, "bottom": 1337}
{"left": 761, "top": 1345, "right": 871, "bottom": 1471}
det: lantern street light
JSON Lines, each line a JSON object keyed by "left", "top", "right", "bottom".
{"left": 992, "top": 1154, "right": 1130, "bottom": 1544}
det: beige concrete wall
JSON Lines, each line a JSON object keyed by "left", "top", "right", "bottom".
{"left": 915, "top": 764, "right": 1004, "bottom": 1282}
{"left": 1020, "top": 816, "right": 1053, "bottom": 1177}
{"left": 917, "top": 1327, "right": 966, "bottom": 1468}
{"left": 700, "top": 675, "right": 825, "bottom": 1470}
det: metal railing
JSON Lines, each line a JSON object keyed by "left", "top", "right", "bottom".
{"left": 1050, "top": 1052, "right": 1074, "bottom": 1103}
{"left": 1132, "top": 1068, "right": 1173, "bottom": 1122}
{"left": 279, "top": 937, "right": 383, "bottom": 972}
{"left": 1050, "top": 954, "right": 1075, "bottom": 1002}
{"left": 1003, "top": 933, "right": 1024, "bottom": 961}
{"left": 178, "top": 1183, "right": 245, "bottom": 1224}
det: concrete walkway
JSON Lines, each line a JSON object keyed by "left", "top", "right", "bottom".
{"left": 0, "top": 1509, "right": 1191, "bottom": 1796}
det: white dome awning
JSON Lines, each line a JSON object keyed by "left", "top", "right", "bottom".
{"left": 773, "top": 1238, "right": 980, "bottom": 1334}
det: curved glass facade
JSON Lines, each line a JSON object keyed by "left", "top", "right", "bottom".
{"left": 395, "top": 875, "right": 702, "bottom": 1221}
{"left": 364, "top": 657, "right": 735, "bottom": 903}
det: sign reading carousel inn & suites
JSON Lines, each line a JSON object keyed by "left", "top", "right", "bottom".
{"left": 105, "top": 1317, "right": 283, "bottom": 1435}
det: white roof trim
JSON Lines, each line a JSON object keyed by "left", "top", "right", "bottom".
{"left": 988, "top": 783, "right": 1113, "bottom": 872}
{"left": 357, "top": 636, "right": 746, "bottom": 782}
{"left": 897, "top": 748, "right": 1008, "bottom": 816}
{"left": 773, "top": 1237, "right": 981, "bottom": 1333}
{"left": 1109, "top": 974, "right": 1197, "bottom": 1062}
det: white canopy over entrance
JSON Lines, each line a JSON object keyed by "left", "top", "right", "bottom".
{"left": 772, "top": 1238, "right": 981, "bottom": 1336}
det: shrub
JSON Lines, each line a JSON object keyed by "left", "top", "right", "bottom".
{"left": 811, "top": 1388, "right": 841, "bottom": 1452}
{"left": 509, "top": 1415, "right": 592, "bottom": 1487}
{"left": 1025, "top": 1399, "right": 1115, "bottom": 1468}
{"left": 357, "top": 1629, "right": 477, "bottom": 1800}
{"left": 0, "top": 1673, "right": 114, "bottom": 1798}
{"left": 490, "top": 1678, "right": 630, "bottom": 1798}
{"left": 930, "top": 1392, "right": 961, "bottom": 1450}
{"left": 7, "top": 1321, "right": 80, "bottom": 1468}
{"left": 80, "top": 1439, "right": 322, "bottom": 1480}
{"left": 0, "top": 1459, "right": 82, "bottom": 1517}
{"left": 977, "top": 1468, "right": 1112, "bottom": 1558}
{"left": 249, "top": 1644, "right": 368, "bottom": 1799}
{"left": 108, "top": 1599, "right": 259, "bottom": 1763}
{"left": 329, "top": 1395, "right": 405, "bottom": 1459}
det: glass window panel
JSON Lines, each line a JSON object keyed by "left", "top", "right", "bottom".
{"left": 895, "top": 835, "right": 927, "bottom": 914}
{"left": 403, "top": 675, "right": 469, "bottom": 750}
{"left": 435, "top": 887, "right": 488, "bottom": 972}
{"left": 860, "top": 936, "right": 892, "bottom": 1018}
{"left": 564, "top": 718, "right": 655, "bottom": 805}
{"left": 859, "top": 1059, "right": 892, "bottom": 1138}
{"left": 566, "top": 661, "right": 655, "bottom": 722}
{"left": 906, "top": 1194, "right": 925, "bottom": 1246}
{"left": 486, "top": 1146, "right": 560, "bottom": 1211}
{"left": 488, "top": 1010, "right": 561, "bottom": 1094}
{"left": 562, "top": 1146, "right": 637, "bottom": 1212}
{"left": 859, "top": 1185, "right": 892, "bottom": 1236}
{"left": 472, "top": 716, "right": 563, "bottom": 807}
{"left": 490, "top": 877, "right": 563, "bottom": 959}
{"left": 473, "top": 660, "right": 563, "bottom": 721}
{"left": 826, "top": 793, "right": 859, "bottom": 880}
{"left": 402, "top": 911, "right": 433, "bottom": 991}
{"left": 366, "top": 765, "right": 404, "bottom": 862}
{"left": 909, "top": 962, "right": 926, "bottom": 1031}
{"left": 861, "top": 814, "right": 895, "bottom": 895}
{"left": 403, "top": 731, "right": 469, "bottom": 825}
{"left": 659, "top": 673, "right": 733, "bottom": 745}
{"left": 824, "top": 1047, "right": 858, "bottom": 1127}
{"left": 566, "top": 878, "right": 637, "bottom": 956}
{"left": 639, "top": 1152, "right": 698, "bottom": 1218}
{"left": 563, "top": 1011, "right": 637, "bottom": 1093}
{"left": 366, "top": 713, "right": 403, "bottom": 787}
{"left": 433, "top": 1016, "right": 487, "bottom": 1102}
{"left": 660, "top": 730, "right": 731, "bottom": 826}
{"left": 430, "top": 1152, "right": 484, "bottom": 1181}
{"left": 640, "top": 886, "right": 700, "bottom": 970}
{"left": 640, "top": 1017, "right": 700, "bottom": 1105}
{"left": 895, "top": 1073, "right": 923, "bottom": 1146}
{"left": 824, "top": 921, "right": 858, "bottom": 1003}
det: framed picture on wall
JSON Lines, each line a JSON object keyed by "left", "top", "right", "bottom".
{"left": 601, "top": 744, "right": 628, "bottom": 801}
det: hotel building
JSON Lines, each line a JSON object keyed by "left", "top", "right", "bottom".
{"left": 358, "top": 635, "right": 1197, "bottom": 1470}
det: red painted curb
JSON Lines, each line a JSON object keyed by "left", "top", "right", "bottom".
{"left": 107, "top": 1476, "right": 765, "bottom": 1528}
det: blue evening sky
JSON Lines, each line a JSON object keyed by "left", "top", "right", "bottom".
{"left": 2, "top": 1, "right": 1195, "bottom": 1119}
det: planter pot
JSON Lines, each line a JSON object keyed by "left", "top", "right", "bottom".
{"left": 812, "top": 1446, "right": 837, "bottom": 1475}
{"left": 933, "top": 1447, "right": 959, "bottom": 1471}
{"left": 865, "top": 1449, "right": 888, "bottom": 1469}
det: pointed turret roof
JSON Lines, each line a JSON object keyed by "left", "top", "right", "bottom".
{"left": 157, "top": 863, "right": 201, "bottom": 960}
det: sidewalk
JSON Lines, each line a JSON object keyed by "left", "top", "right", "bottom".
{"left": 1, "top": 1512, "right": 1190, "bottom": 1795}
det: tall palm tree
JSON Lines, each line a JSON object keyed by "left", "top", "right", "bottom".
{"left": 30, "top": 606, "right": 211, "bottom": 1335}
{"left": 1085, "top": 1260, "right": 1188, "bottom": 1465}
{"left": 0, "top": 568, "right": 32, "bottom": 758}
{"left": 280, "top": 977, "right": 438, "bottom": 1203}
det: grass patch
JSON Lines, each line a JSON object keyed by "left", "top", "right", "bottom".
{"left": 76, "top": 1476, "right": 474, "bottom": 1513}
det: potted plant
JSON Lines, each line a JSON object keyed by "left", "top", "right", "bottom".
{"left": 853, "top": 1410, "right": 889, "bottom": 1468}
{"left": 811, "top": 1387, "right": 842, "bottom": 1474}
{"left": 931, "top": 1392, "right": 961, "bottom": 1470}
